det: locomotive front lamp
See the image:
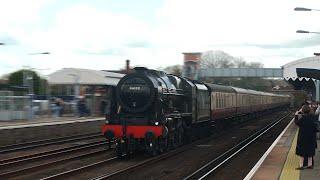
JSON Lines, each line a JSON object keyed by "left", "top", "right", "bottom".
{"left": 155, "top": 122, "right": 159, "bottom": 125}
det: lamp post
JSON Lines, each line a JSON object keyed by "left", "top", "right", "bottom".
{"left": 296, "top": 30, "right": 320, "bottom": 34}
{"left": 25, "top": 52, "right": 51, "bottom": 120}
{"left": 28, "top": 52, "right": 51, "bottom": 55}
{"left": 295, "top": 7, "right": 320, "bottom": 101}
{"left": 294, "top": 7, "right": 320, "bottom": 11}
{"left": 68, "top": 73, "right": 80, "bottom": 117}
{"left": 68, "top": 73, "right": 80, "bottom": 98}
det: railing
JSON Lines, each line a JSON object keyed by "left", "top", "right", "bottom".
{"left": 0, "top": 96, "right": 30, "bottom": 120}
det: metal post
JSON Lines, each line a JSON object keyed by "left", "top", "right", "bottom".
{"left": 315, "top": 80, "right": 320, "bottom": 101}
{"left": 27, "top": 74, "right": 33, "bottom": 120}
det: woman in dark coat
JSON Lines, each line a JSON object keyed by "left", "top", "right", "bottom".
{"left": 295, "top": 105, "right": 317, "bottom": 169}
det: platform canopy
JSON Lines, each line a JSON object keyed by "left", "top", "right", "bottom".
{"left": 48, "top": 68, "right": 124, "bottom": 86}
{"left": 282, "top": 56, "right": 320, "bottom": 81}
{"left": 296, "top": 68, "right": 320, "bottom": 80}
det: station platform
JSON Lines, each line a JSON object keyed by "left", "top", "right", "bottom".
{"left": 245, "top": 119, "right": 320, "bottom": 180}
{"left": 0, "top": 116, "right": 104, "bottom": 130}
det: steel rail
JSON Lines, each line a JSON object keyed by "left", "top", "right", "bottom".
{"left": 0, "top": 140, "right": 109, "bottom": 168}
{"left": 183, "top": 112, "right": 291, "bottom": 180}
{"left": 90, "top": 136, "right": 209, "bottom": 179}
{"left": 0, "top": 147, "right": 109, "bottom": 179}
{"left": 41, "top": 157, "right": 119, "bottom": 180}
{"left": 0, "top": 132, "right": 102, "bottom": 153}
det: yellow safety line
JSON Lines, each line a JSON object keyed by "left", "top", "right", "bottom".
{"left": 279, "top": 129, "right": 300, "bottom": 180}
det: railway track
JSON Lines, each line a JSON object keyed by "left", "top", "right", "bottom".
{"left": 40, "top": 142, "right": 193, "bottom": 180}
{"left": 0, "top": 141, "right": 112, "bottom": 179}
{"left": 0, "top": 131, "right": 112, "bottom": 179}
{"left": 88, "top": 111, "right": 292, "bottom": 180}
{"left": 83, "top": 111, "right": 292, "bottom": 180}
{"left": 41, "top": 156, "right": 119, "bottom": 180}
{"left": 0, "top": 140, "right": 108, "bottom": 167}
{"left": 1, "top": 111, "right": 291, "bottom": 179}
{"left": 182, "top": 112, "right": 292, "bottom": 180}
{"left": 0, "top": 132, "right": 102, "bottom": 154}
{"left": 37, "top": 111, "right": 290, "bottom": 180}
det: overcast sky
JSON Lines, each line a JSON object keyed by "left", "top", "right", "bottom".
{"left": 0, "top": 0, "right": 320, "bottom": 76}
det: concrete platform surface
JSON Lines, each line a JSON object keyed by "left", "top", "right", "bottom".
{"left": 0, "top": 116, "right": 104, "bottom": 130}
{"left": 245, "top": 119, "right": 320, "bottom": 180}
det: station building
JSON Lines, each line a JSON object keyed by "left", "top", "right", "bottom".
{"left": 48, "top": 68, "right": 124, "bottom": 116}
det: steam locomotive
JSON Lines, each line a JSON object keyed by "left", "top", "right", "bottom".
{"left": 102, "top": 67, "right": 290, "bottom": 157}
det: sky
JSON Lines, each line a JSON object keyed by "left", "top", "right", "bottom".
{"left": 0, "top": 0, "right": 320, "bottom": 76}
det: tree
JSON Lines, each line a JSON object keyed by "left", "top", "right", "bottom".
{"left": 200, "top": 50, "right": 235, "bottom": 68}
{"left": 8, "top": 69, "right": 47, "bottom": 95}
{"left": 199, "top": 50, "right": 270, "bottom": 91}
{"left": 201, "top": 50, "right": 264, "bottom": 69}
{"left": 163, "top": 65, "right": 182, "bottom": 76}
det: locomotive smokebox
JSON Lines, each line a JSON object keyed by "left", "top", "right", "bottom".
{"left": 116, "top": 68, "right": 156, "bottom": 113}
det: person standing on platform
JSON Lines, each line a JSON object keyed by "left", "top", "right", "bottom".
{"left": 50, "top": 98, "right": 59, "bottom": 118}
{"left": 100, "top": 100, "right": 106, "bottom": 116}
{"left": 294, "top": 105, "right": 318, "bottom": 170}
{"left": 77, "top": 97, "right": 90, "bottom": 118}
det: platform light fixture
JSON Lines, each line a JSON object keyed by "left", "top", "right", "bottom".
{"left": 296, "top": 30, "right": 320, "bottom": 34}
{"left": 28, "top": 52, "right": 51, "bottom": 55}
{"left": 294, "top": 7, "right": 320, "bottom": 11}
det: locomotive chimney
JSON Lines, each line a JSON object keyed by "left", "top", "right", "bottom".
{"left": 126, "top": 59, "right": 130, "bottom": 73}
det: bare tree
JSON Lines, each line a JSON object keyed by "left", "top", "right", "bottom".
{"left": 163, "top": 65, "right": 182, "bottom": 76}
{"left": 248, "top": 62, "right": 263, "bottom": 68}
{"left": 200, "top": 50, "right": 235, "bottom": 68}
{"left": 234, "top": 57, "right": 247, "bottom": 68}
{"left": 201, "top": 51, "right": 264, "bottom": 69}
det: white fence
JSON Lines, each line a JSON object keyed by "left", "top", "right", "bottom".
{"left": 0, "top": 96, "right": 30, "bottom": 120}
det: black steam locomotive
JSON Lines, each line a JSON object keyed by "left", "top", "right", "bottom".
{"left": 102, "top": 67, "right": 290, "bottom": 157}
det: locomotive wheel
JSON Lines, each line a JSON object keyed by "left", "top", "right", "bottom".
{"left": 169, "top": 132, "right": 177, "bottom": 150}
{"left": 171, "top": 125, "right": 183, "bottom": 148}
{"left": 160, "top": 136, "right": 169, "bottom": 153}
{"left": 116, "top": 140, "right": 127, "bottom": 159}
{"left": 158, "top": 137, "right": 165, "bottom": 153}
{"left": 146, "top": 138, "right": 158, "bottom": 157}
{"left": 127, "top": 137, "right": 135, "bottom": 158}
{"left": 182, "top": 122, "right": 192, "bottom": 144}
{"left": 177, "top": 127, "right": 184, "bottom": 146}
{"left": 105, "top": 139, "right": 112, "bottom": 150}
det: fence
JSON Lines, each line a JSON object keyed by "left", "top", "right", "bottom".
{"left": 0, "top": 94, "right": 107, "bottom": 120}
{"left": 0, "top": 96, "right": 30, "bottom": 120}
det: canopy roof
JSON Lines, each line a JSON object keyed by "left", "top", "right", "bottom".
{"left": 296, "top": 68, "right": 320, "bottom": 80}
{"left": 48, "top": 68, "right": 124, "bottom": 86}
{"left": 283, "top": 56, "right": 320, "bottom": 80}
